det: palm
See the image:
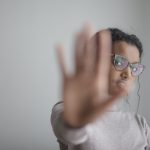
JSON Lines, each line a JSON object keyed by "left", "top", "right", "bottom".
{"left": 56, "top": 25, "right": 125, "bottom": 127}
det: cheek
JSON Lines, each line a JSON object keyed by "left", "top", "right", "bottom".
{"left": 109, "top": 65, "right": 120, "bottom": 81}
{"left": 108, "top": 65, "right": 120, "bottom": 93}
{"left": 108, "top": 65, "right": 136, "bottom": 94}
{"left": 128, "top": 78, "right": 136, "bottom": 91}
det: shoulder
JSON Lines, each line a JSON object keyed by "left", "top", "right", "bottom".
{"left": 136, "top": 113, "right": 150, "bottom": 144}
{"left": 134, "top": 113, "right": 148, "bottom": 128}
{"left": 133, "top": 113, "right": 150, "bottom": 138}
{"left": 51, "top": 101, "right": 64, "bottom": 123}
{"left": 121, "top": 111, "right": 149, "bottom": 132}
{"left": 52, "top": 101, "right": 64, "bottom": 112}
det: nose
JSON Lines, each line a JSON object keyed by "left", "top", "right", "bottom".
{"left": 120, "top": 67, "right": 131, "bottom": 80}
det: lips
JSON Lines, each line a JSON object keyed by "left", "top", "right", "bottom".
{"left": 117, "top": 80, "right": 127, "bottom": 88}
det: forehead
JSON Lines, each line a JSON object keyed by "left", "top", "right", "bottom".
{"left": 112, "top": 41, "right": 140, "bottom": 63}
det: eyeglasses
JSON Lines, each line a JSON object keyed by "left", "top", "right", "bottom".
{"left": 111, "top": 54, "right": 145, "bottom": 77}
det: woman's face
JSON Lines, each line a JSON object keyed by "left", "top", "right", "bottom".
{"left": 109, "top": 41, "right": 140, "bottom": 95}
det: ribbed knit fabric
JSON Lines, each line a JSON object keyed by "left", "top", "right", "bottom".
{"left": 51, "top": 101, "right": 150, "bottom": 150}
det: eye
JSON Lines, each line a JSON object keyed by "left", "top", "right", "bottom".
{"left": 131, "top": 63, "right": 144, "bottom": 76}
{"left": 115, "top": 56, "right": 123, "bottom": 66}
{"left": 132, "top": 67, "right": 137, "bottom": 72}
{"left": 116, "top": 61, "right": 122, "bottom": 66}
{"left": 114, "top": 55, "right": 128, "bottom": 70}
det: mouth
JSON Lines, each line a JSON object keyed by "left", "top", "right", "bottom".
{"left": 117, "top": 80, "right": 128, "bottom": 88}
{"left": 109, "top": 80, "right": 128, "bottom": 95}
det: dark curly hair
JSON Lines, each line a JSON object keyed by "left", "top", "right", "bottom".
{"left": 109, "top": 28, "right": 143, "bottom": 58}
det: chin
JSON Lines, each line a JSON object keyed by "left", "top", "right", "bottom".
{"left": 109, "top": 84, "right": 129, "bottom": 95}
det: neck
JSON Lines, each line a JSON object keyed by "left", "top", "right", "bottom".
{"left": 107, "top": 96, "right": 130, "bottom": 112}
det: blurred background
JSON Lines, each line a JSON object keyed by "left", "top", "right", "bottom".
{"left": 0, "top": 0, "right": 150, "bottom": 149}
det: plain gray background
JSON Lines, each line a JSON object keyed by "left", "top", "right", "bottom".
{"left": 0, "top": 0, "right": 150, "bottom": 150}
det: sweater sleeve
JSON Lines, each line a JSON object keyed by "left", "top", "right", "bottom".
{"left": 144, "top": 117, "right": 150, "bottom": 150}
{"left": 50, "top": 101, "right": 89, "bottom": 146}
{"left": 136, "top": 114, "right": 150, "bottom": 150}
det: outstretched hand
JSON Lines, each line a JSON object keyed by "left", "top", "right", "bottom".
{"left": 56, "top": 24, "right": 126, "bottom": 128}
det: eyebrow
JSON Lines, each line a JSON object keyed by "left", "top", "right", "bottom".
{"left": 112, "top": 53, "right": 141, "bottom": 64}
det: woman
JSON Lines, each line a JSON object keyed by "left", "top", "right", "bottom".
{"left": 51, "top": 25, "right": 150, "bottom": 150}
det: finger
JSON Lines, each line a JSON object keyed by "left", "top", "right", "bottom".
{"left": 55, "top": 44, "right": 68, "bottom": 79}
{"left": 95, "top": 30, "right": 112, "bottom": 78}
{"left": 89, "top": 35, "right": 99, "bottom": 74}
{"left": 74, "top": 24, "right": 94, "bottom": 74}
{"left": 74, "top": 32, "right": 85, "bottom": 74}
{"left": 82, "top": 23, "right": 94, "bottom": 44}
{"left": 75, "top": 24, "right": 95, "bottom": 75}
{"left": 82, "top": 24, "right": 96, "bottom": 74}
{"left": 82, "top": 37, "right": 96, "bottom": 74}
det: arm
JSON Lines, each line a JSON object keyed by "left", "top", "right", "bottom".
{"left": 144, "top": 117, "right": 150, "bottom": 149}
{"left": 136, "top": 114, "right": 150, "bottom": 149}
{"left": 50, "top": 101, "right": 89, "bottom": 145}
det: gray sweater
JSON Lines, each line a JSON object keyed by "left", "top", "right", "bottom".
{"left": 51, "top": 101, "right": 150, "bottom": 150}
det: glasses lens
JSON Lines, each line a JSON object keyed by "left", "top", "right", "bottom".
{"left": 131, "top": 63, "right": 144, "bottom": 76}
{"left": 114, "top": 55, "right": 128, "bottom": 70}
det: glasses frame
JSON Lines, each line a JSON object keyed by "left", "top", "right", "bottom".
{"left": 111, "top": 53, "right": 145, "bottom": 77}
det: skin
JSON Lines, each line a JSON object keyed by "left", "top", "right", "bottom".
{"left": 109, "top": 41, "right": 140, "bottom": 95}
{"left": 56, "top": 25, "right": 140, "bottom": 127}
